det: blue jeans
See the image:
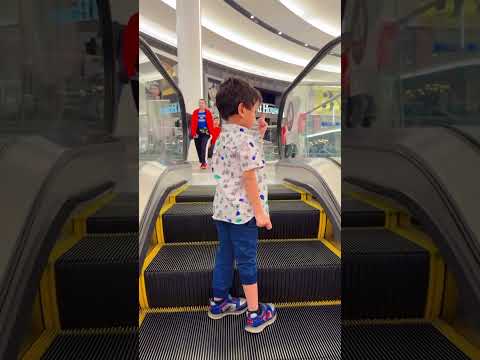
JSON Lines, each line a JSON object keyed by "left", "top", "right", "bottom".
{"left": 212, "top": 218, "right": 258, "bottom": 299}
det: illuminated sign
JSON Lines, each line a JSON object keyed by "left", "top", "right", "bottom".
{"left": 160, "top": 102, "right": 180, "bottom": 114}
{"left": 257, "top": 103, "right": 279, "bottom": 115}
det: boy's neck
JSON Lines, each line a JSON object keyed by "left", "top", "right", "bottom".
{"left": 227, "top": 116, "right": 250, "bottom": 128}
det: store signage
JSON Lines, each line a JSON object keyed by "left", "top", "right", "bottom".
{"left": 160, "top": 102, "right": 180, "bottom": 114}
{"left": 257, "top": 103, "right": 279, "bottom": 115}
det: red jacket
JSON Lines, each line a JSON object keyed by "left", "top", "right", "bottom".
{"left": 190, "top": 109, "right": 214, "bottom": 138}
{"left": 211, "top": 126, "right": 221, "bottom": 144}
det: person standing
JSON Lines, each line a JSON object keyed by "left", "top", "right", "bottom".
{"left": 208, "top": 116, "right": 221, "bottom": 159}
{"left": 190, "top": 99, "right": 214, "bottom": 169}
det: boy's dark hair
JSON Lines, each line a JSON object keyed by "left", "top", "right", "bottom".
{"left": 215, "top": 78, "right": 262, "bottom": 120}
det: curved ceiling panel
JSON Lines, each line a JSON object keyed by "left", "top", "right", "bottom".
{"left": 233, "top": 0, "right": 334, "bottom": 50}
{"left": 155, "top": 0, "right": 340, "bottom": 73}
{"left": 140, "top": 0, "right": 340, "bottom": 83}
{"left": 278, "top": 0, "right": 341, "bottom": 37}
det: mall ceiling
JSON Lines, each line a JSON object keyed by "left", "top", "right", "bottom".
{"left": 139, "top": 0, "right": 341, "bottom": 84}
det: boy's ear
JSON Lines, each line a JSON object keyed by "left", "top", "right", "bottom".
{"left": 237, "top": 102, "right": 244, "bottom": 118}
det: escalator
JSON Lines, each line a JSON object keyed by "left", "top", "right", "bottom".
{"left": 137, "top": 38, "right": 342, "bottom": 358}
{"left": 21, "top": 192, "right": 138, "bottom": 359}
{"left": 340, "top": 188, "right": 477, "bottom": 359}
{"left": 140, "top": 183, "right": 341, "bottom": 358}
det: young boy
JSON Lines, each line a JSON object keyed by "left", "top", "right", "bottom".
{"left": 208, "top": 78, "right": 277, "bottom": 333}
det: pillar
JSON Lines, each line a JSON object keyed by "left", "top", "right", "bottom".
{"left": 176, "top": 0, "right": 203, "bottom": 113}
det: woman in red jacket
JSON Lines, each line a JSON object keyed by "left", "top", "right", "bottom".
{"left": 190, "top": 99, "right": 214, "bottom": 169}
{"left": 208, "top": 116, "right": 221, "bottom": 159}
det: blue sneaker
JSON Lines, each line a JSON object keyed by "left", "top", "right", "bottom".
{"left": 245, "top": 303, "right": 277, "bottom": 333}
{"left": 208, "top": 295, "right": 247, "bottom": 320}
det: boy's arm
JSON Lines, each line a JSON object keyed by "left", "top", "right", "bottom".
{"left": 243, "top": 170, "right": 272, "bottom": 229}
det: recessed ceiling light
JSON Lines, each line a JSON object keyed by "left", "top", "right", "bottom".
{"left": 278, "top": 31, "right": 282, "bottom": 35}
{"left": 250, "top": 15, "right": 254, "bottom": 19}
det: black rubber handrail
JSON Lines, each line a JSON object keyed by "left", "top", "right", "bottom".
{"left": 97, "top": 0, "right": 116, "bottom": 134}
{"left": 276, "top": 36, "right": 341, "bottom": 158}
{"left": 139, "top": 37, "right": 189, "bottom": 161}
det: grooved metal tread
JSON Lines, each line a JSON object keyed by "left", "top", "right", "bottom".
{"left": 175, "top": 184, "right": 301, "bottom": 202}
{"left": 343, "top": 322, "right": 469, "bottom": 359}
{"left": 41, "top": 329, "right": 138, "bottom": 360}
{"left": 342, "top": 228, "right": 429, "bottom": 320}
{"left": 162, "top": 200, "right": 320, "bottom": 243}
{"left": 342, "top": 198, "right": 383, "bottom": 213}
{"left": 166, "top": 200, "right": 315, "bottom": 216}
{"left": 148, "top": 240, "right": 339, "bottom": 272}
{"left": 342, "top": 228, "right": 427, "bottom": 254}
{"left": 89, "top": 192, "right": 138, "bottom": 218}
{"left": 57, "top": 234, "right": 138, "bottom": 264}
{"left": 144, "top": 241, "right": 340, "bottom": 306}
{"left": 140, "top": 305, "right": 341, "bottom": 360}
{"left": 55, "top": 235, "right": 138, "bottom": 329}
{"left": 342, "top": 198, "right": 385, "bottom": 227}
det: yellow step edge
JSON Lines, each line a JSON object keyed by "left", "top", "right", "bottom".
{"left": 281, "top": 182, "right": 308, "bottom": 201}
{"left": 21, "top": 330, "right": 58, "bottom": 360}
{"left": 433, "top": 319, "right": 480, "bottom": 359}
{"left": 141, "top": 300, "right": 341, "bottom": 317}
{"left": 139, "top": 243, "right": 163, "bottom": 309}
{"left": 347, "top": 190, "right": 445, "bottom": 322}
{"left": 348, "top": 191, "right": 400, "bottom": 228}
{"left": 40, "top": 190, "right": 115, "bottom": 331}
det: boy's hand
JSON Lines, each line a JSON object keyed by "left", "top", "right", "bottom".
{"left": 258, "top": 116, "right": 268, "bottom": 138}
{"left": 256, "top": 212, "right": 272, "bottom": 230}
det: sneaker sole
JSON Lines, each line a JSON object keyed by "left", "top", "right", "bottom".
{"left": 245, "top": 313, "right": 277, "bottom": 334}
{"left": 208, "top": 306, "right": 248, "bottom": 320}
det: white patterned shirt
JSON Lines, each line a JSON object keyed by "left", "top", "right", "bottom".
{"left": 212, "top": 123, "right": 269, "bottom": 224}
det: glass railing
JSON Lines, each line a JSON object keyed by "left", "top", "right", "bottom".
{"left": 139, "top": 38, "right": 187, "bottom": 165}
{"left": 277, "top": 37, "right": 341, "bottom": 161}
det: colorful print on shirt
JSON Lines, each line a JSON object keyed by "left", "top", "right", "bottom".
{"left": 212, "top": 123, "right": 268, "bottom": 224}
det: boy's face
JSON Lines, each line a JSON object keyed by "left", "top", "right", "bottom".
{"left": 199, "top": 99, "right": 206, "bottom": 110}
{"left": 239, "top": 101, "right": 259, "bottom": 129}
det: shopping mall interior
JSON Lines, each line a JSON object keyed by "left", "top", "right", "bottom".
{"left": 2, "top": 0, "right": 480, "bottom": 359}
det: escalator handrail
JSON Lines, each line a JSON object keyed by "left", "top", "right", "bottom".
{"left": 139, "top": 37, "right": 189, "bottom": 161}
{"left": 276, "top": 36, "right": 341, "bottom": 158}
{"left": 97, "top": 0, "right": 116, "bottom": 134}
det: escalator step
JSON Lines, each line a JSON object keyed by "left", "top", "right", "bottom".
{"left": 162, "top": 200, "right": 319, "bottom": 243}
{"left": 342, "top": 198, "right": 385, "bottom": 227}
{"left": 145, "top": 240, "right": 340, "bottom": 307}
{"left": 140, "top": 305, "right": 340, "bottom": 360}
{"left": 87, "top": 193, "right": 138, "bottom": 233}
{"left": 55, "top": 234, "right": 138, "bottom": 328}
{"left": 342, "top": 228, "right": 429, "bottom": 319}
{"left": 41, "top": 329, "right": 137, "bottom": 360}
{"left": 175, "top": 184, "right": 301, "bottom": 202}
{"left": 343, "top": 322, "right": 469, "bottom": 359}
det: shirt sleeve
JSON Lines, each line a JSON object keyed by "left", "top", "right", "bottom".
{"left": 239, "top": 134, "right": 265, "bottom": 172}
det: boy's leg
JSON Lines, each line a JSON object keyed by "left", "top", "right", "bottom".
{"left": 232, "top": 218, "right": 277, "bottom": 333}
{"left": 231, "top": 218, "right": 258, "bottom": 310}
{"left": 212, "top": 220, "right": 234, "bottom": 298}
{"left": 210, "top": 220, "right": 247, "bottom": 319}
